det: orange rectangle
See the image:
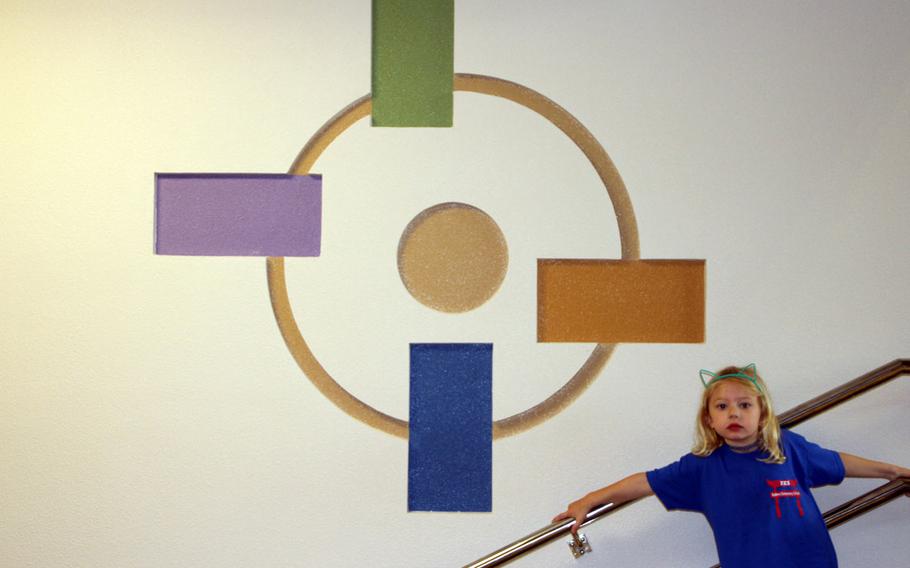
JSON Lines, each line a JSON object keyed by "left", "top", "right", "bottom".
{"left": 537, "top": 259, "right": 705, "bottom": 343}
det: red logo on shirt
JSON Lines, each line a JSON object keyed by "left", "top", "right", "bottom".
{"left": 767, "top": 479, "right": 804, "bottom": 518}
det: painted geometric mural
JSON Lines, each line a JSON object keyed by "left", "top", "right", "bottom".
{"left": 155, "top": 0, "right": 705, "bottom": 511}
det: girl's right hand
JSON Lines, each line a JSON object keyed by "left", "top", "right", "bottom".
{"left": 552, "top": 497, "right": 592, "bottom": 534}
{"left": 551, "top": 474, "right": 654, "bottom": 534}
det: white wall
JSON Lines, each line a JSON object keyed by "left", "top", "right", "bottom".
{"left": 2, "top": 1, "right": 908, "bottom": 566}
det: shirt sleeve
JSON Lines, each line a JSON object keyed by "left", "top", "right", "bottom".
{"left": 785, "top": 430, "right": 846, "bottom": 488}
{"left": 646, "top": 453, "right": 703, "bottom": 512}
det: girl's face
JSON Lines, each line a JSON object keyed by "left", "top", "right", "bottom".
{"left": 706, "top": 380, "right": 762, "bottom": 448}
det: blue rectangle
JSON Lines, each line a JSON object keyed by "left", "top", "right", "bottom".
{"left": 408, "top": 343, "right": 492, "bottom": 512}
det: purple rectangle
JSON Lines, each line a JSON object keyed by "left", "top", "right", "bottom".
{"left": 155, "top": 173, "right": 322, "bottom": 257}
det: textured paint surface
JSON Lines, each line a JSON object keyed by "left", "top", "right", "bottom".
{"left": 155, "top": 174, "right": 322, "bottom": 256}
{"left": 372, "top": 0, "right": 454, "bottom": 126}
{"left": 398, "top": 202, "right": 508, "bottom": 313}
{"left": 408, "top": 343, "right": 492, "bottom": 512}
{"left": 538, "top": 259, "right": 705, "bottom": 343}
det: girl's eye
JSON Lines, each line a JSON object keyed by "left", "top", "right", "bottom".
{"left": 716, "top": 403, "right": 727, "bottom": 410}
{"left": 740, "top": 402, "right": 752, "bottom": 409}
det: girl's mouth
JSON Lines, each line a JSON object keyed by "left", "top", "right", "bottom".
{"left": 728, "top": 424, "right": 743, "bottom": 431}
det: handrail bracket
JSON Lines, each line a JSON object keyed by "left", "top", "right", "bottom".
{"left": 568, "top": 532, "right": 593, "bottom": 558}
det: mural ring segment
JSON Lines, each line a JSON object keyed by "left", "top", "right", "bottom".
{"left": 266, "top": 73, "right": 640, "bottom": 439}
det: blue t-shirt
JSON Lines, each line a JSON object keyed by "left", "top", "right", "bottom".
{"left": 646, "top": 429, "right": 845, "bottom": 568}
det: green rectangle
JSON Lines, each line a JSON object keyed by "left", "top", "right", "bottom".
{"left": 372, "top": 0, "right": 454, "bottom": 127}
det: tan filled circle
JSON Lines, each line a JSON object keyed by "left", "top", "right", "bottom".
{"left": 267, "top": 73, "right": 640, "bottom": 440}
{"left": 398, "top": 202, "right": 508, "bottom": 313}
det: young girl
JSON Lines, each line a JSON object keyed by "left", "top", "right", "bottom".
{"left": 553, "top": 364, "right": 910, "bottom": 568}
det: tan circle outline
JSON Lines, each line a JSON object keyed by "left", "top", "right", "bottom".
{"left": 267, "top": 73, "right": 640, "bottom": 439}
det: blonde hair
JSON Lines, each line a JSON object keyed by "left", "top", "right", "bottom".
{"left": 693, "top": 365, "right": 785, "bottom": 464}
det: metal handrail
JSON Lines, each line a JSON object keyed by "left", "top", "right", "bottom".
{"left": 777, "top": 359, "right": 910, "bottom": 428}
{"left": 463, "top": 359, "right": 909, "bottom": 568}
{"left": 823, "top": 476, "right": 910, "bottom": 530}
{"left": 462, "top": 499, "right": 643, "bottom": 568}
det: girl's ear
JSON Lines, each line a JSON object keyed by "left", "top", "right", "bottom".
{"left": 699, "top": 369, "right": 715, "bottom": 387}
{"left": 702, "top": 399, "right": 715, "bottom": 428}
{"left": 757, "top": 395, "right": 769, "bottom": 424}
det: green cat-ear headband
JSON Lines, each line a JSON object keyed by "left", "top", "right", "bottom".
{"left": 700, "top": 363, "right": 762, "bottom": 393}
